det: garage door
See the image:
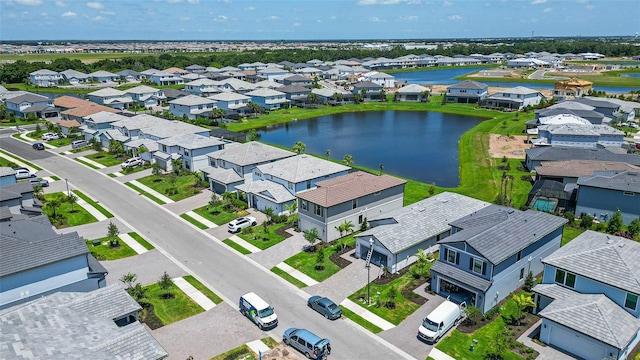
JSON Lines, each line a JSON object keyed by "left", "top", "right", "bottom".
{"left": 549, "top": 324, "right": 607, "bottom": 360}
{"left": 360, "top": 246, "right": 387, "bottom": 267}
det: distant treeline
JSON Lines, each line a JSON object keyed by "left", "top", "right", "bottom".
{"left": 1, "top": 39, "right": 639, "bottom": 84}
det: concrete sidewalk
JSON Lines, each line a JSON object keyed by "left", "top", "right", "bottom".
{"left": 76, "top": 156, "right": 107, "bottom": 169}
{"left": 128, "top": 179, "right": 174, "bottom": 203}
{"left": 275, "top": 262, "right": 318, "bottom": 286}
{"left": 172, "top": 277, "right": 216, "bottom": 311}
{"left": 185, "top": 210, "right": 218, "bottom": 228}
{"left": 428, "top": 348, "right": 457, "bottom": 360}
{"left": 118, "top": 233, "right": 148, "bottom": 254}
{"left": 340, "top": 298, "right": 395, "bottom": 331}
{"left": 228, "top": 235, "right": 262, "bottom": 253}
{"left": 246, "top": 340, "right": 270, "bottom": 355}
{"left": 77, "top": 198, "right": 109, "bottom": 222}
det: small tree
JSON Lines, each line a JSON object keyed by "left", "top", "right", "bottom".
{"left": 524, "top": 271, "right": 535, "bottom": 292}
{"left": 263, "top": 206, "right": 274, "bottom": 224}
{"left": 128, "top": 283, "right": 147, "bottom": 303}
{"left": 315, "top": 247, "right": 325, "bottom": 270}
{"left": 285, "top": 201, "right": 297, "bottom": 217}
{"left": 209, "top": 193, "right": 222, "bottom": 210}
{"left": 342, "top": 154, "right": 354, "bottom": 167}
{"left": 335, "top": 223, "right": 345, "bottom": 238}
{"left": 293, "top": 141, "right": 306, "bottom": 154}
{"left": 158, "top": 271, "right": 174, "bottom": 299}
{"left": 247, "top": 129, "right": 260, "bottom": 141}
{"left": 67, "top": 193, "right": 78, "bottom": 211}
{"left": 44, "top": 197, "right": 62, "bottom": 219}
{"left": 428, "top": 182, "right": 436, "bottom": 196}
{"left": 171, "top": 158, "right": 182, "bottom": 175}
{"left": 325, "top": 149, "right": 330, "bottom": 159}
{"left": 385, "top": 286, "right": 398, "bottom": 309}
{"left": 90, "top": 138, "right": 102, "bottom": 151}
{"left": 35, "top": 123, "right": 42, "bottom": 134}
{"left": 108, "top": 139, "right": 124, "bottom": 156}
{"left": 341, "top": 219, "right": 354, "bottom": 235}
{"left": 120, "top": 272, "right": 137, "bottom": 289}
{"left": 378, "top": 163, "right": 384, "bottom": 175}
{"left": 580, "top": 214, "right": 593, "bottom": 229}
{"left": 360, "top": 217, "right": 369, "bottom": 231}
{"left": 107, "top": 221, "right": 120, "bottom": 248}
{"left": 152, "top": 162, "right": 164, "bottom": 177}
{"left": 628, "top": 218, "right": 640, "bottom": 238}
{"left": 512, "top": 293, "right": 535, "bottom": 325}
{"left": 563, "top": 211, "right": 575, "bottom": 226}
{"left": 463, "top": 305, "right": 481, "bottom": 326}
{"left": 303, "top": 227, "right": 320, "bottom": 251}
{"left": 416, "top": 249, "right": 429, "bottom": 277}
{"left": 607, "top": 209, "right": 623, "bottom": 234}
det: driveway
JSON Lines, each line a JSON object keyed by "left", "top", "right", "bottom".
{"left": 101, "top": 250, "right": 189, "bottom": 287}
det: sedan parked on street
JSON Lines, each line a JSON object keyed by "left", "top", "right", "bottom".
{"left": 228, "top": 216, "right": 257, "bottom": 233}
{"left": 32, "top": 142, "right": 45, "bottom": 150}
{"left": 307, "top": 296, "right": 342, "bottom": 320}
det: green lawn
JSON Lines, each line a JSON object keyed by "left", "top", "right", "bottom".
{"left": 72, "top": 190, "right": 114, "bottom": 218}
{"left": 128, "top": 232, "right": 155, "bottom": 250}
{"left": 0, "top": 148, "right": 42, "bottom": 170}
{"left": 85, "top": 151, "right": 126, "bottom": 167}
{"left": 341, "top": 307, "right": 384, "bottom": 334}
{"left": 48, "top": 138, "right": 72, "bottom": 147}
{"left": 271, "top": 267, "right": 307, "bottom": 288}
{"left": 125, "top": 182, "right": 166, "bottom": 204}
{"left": 193, "top": 204, "right": 240, "bottom": 225}
{"left": 238, "top": 222, "right": 291, "bottom": 250}
{"left": 222, "top": 238, "right": 252, "bottom": 255}
{"left": 183, "top": 275, "right": 223, "bottom": 304}
{"left": 143, "top": 283, "right": 204, "bottom": 325}
{"left": 137, "top": 173, "right": 204, "bottom": 201}
{"left": 561, "top": 226, "right": 585, "bottom": 246}
{"left": 210, "top": 344, "right": 256, "bottom": 360}
{"left": 86, "top": 237, "right": 137, "bottom": 260}
{"left": 180, "top": 213, "right": 208, "bottom": 229}
{"left": 43, "top": 192, "right": 98, "bottom": 228}
{"left": 283, "top": 245, "right": 342, "bottom": 282}
{"left": 75, "top": 158, "right": 100, "bottom": 169}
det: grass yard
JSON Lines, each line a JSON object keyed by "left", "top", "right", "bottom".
{"left": 85, "top": 151, "right": 126, "bottom": 167}
{"left": 0, "top": 149, "right": 42, "bottom": 170}
{"left": 128, "top": 232, "right": 155, "bottom": 250}
{"left": 183, "top": 275, "right": 223, "bottom": 304}
{"left": 48, "top": 138, "right": 72, "bottom": 147}
{"left": 72, "top": 190, "right": 114, "bottom": 218}
{"left": 125, "top": 182, "right": 166, "bottom": 204}
{"left": 238, "top": 222, "right": 291, "bottom": 250}
{"left": 86, "top": 237, "right": 137, "bottom": 260}
{"left": 561, "top": 226, "right": 585, "bottom": 246}
{"left": 210, "top": 344, "right": 256, "bottom": 360}
{"left": 193, "top": 204, "right": 241, "bottom": 225}
{"left": 137, "top": 173, "right": 204, "bottom": 201}
{"left": 143, "top": 283, "right": 204, "bottom": 326}
{"left": 340, "top": 307, "right": 384, "bottom": 334}
{"left": 43, "top": 192, "right": 98, "bottom": 228}
{"left": 223, "top": 238, "right": 252, "bottom": 255}
{"left": 75, "top": 158, "right": 100, "bottom": 169}
{"left": 180, "top": 213, "right": 208, "bottom": 229}
{"left": 270, "top": 267, "right": 307, "bottom": 288}
{"left": 283, "top": 245, "right": 342, "bottom": 282}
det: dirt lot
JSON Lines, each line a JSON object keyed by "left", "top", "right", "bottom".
{"left": 260, "top": 345, "right": 307, "bottom": 360}
{"left": 489, "top": 134, "right": 530, "bottom": 159}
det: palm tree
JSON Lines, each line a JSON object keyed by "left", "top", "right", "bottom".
{"left": 416, "top": 249, "right": 429, "bottom": 277}
{"left": 247, "top": 129, "right": 260, "bottom": 141}
{"left": 379, "top": 163, "right": 384, "bottom": 175}
{"left": 247, "top": 101, "right": 260, "bottom": 118}
{"left": 293, "top": 141, "right": 306, "bottom": 154}
{"left": 170, "top": 158, "right": 182, "bottom": 175}
{"left": 303, "top": 227, "right": 320, "bottom": 251}
{"left": 120, "top": 272, "right": 137, "bottom": 290}
{"left": 342, "top": 154, "right": 354, "bottom": 167}
{"left": 307, "top": 93, "right": 319, "bottom": 105}
{"left": 263, "top": 206, "right": 274, "bottom": 224}
{"left": 44, "top": 197, "right": 62, "bottom": 219}
{"left": 512, "top": 293, "right": 535, "bottom": 325}
{"left": 151, "top": 162, "right": 164, "bottom": 177}
{"left": 325, "top": 149, "right": 330, "bottom": 159}
{"left": 360, "top": 88, "right": 367, "bottom": 101}
{"left": 379, "top": 89, "right": 386, "bottom": 102}
{"left": 285, "top": 201, "right": 297, "bottom": 217}
{"left": 342, "top": 220, "right": 354, "bottom": 235}
{"left": 335, "top": 224, "right": 345, "bottom": 238}
{"left": 211, "top": 107, "right": 226, "bottom": 121}
{"left": 135, "top": 145, "right": 148, "bottom": 157}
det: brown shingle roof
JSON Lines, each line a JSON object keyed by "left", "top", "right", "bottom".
{"left": 54, "top": 96, "right": 94, "bottom": 109}
{"left": 57, "top": 119, "right": 82, "bottom": 128}
{"left": 535, "top": 160, "right": 639, "bottom": 178}
{"left": 297, "top": 171, "right": 406, "bottom": 207}
{"left": 61, "top": 104, "right": 119, "bottom": 117}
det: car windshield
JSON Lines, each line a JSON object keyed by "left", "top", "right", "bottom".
{"left": 327, "top": 303, "right": 338, "bottom": 311}
{"left": 422, "top": 318, "right": 439, "bottom": 332}
{"left": 258, "top": 307, "right": 274, "bottom": 318}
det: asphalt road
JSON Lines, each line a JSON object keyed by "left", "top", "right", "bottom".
{"left": 0, "top": 135, "right": 415, "bottom": 360}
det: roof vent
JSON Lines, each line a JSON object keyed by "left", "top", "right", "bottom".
{"left": 619, "top": 243, "right": 625, "bottom": 248}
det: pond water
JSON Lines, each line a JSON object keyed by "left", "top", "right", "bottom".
{"left": 258, "top": 111, "right": 485, "bottom": 187}
{"left": 393, "top": 68, "right": 640, "bottom": 93}
{"left": 621, "top": 73, "right": 640, "bottom": 78}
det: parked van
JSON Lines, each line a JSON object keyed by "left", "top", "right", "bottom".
{"left": 239, "top": 292, "right": 278, "bottom": 329}
{"left": 71, "top": 140, "right": 89, "bottom": 149}
{"left": 283, "top": 328, "right": 331, "bottom": 360}
{"left": 417, "top": 300, "right": 464, "bottom": 343}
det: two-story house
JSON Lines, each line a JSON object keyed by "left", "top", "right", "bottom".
{"left": 525, "top": 146, "right": 640, "bottom": 172}
{"left": 202, "top": 142, "right": 295, "bottom": 194}
{"left": 352, "top": 81, "right": 384, "bottom": 101}
{"left": 575, "top": 170, "right": 640, "bottom": 224}
{"left": 125, "top": 85, "right": 166, "bottom": 107}
{"left": 483, "top": 86, "right": 546, "bottom": 110}
{"left": 533, "top": 231, "right": 640, "bottom": 360}
{"left": 430, "top": 206, "right": 567, "bottom": 312}
{"left": 208, "top": 92, "right": 251, "bottom": 114}
{"left": 87, "top": 87, "right": 133, "bottom": 110}
{"left": 155, "top": 133, "right": 225, "bottom": 172}
{"left": 4, "top": 93, "right": 59, "bottom": 119}
{"left": 168, "top": 95, "right": 218, "bottom": 120}
{"left": 354, "top": 192, "right": 489, "bottom": 273}
{"left": 83, "top": 111, "right": 130, "bottom": 147}
{"left": 88, "top": 70, "right": 119, "bottom": 83}
{"left": 532, "top": 124, "right": 624, "bottom": 148}
{"left": 237, "top": 155, "right": 350, "bottom": 215}
{"left": 244, "top": 88, "right": 289, "bottom": 110}
{"left": 297, "top": 171, "right": 407, "bottom": 243}
{"left": 184, "top": 78, "right": 221, "bottom": 97}
{"left": 148, "top": 71, "right": 185, "bottom": 86}
{"left": 257, "top": 67, "right": 290, "bottom": 81}
{"left": 29, "top": 69, "right": 63, "bottom": 87}
{"left": 445, "top": 80, "right": 488, "bottom": 104}
{"left": 0, "top": 215, "right": 107, "bottom": 310}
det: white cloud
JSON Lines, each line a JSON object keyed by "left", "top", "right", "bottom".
{"left": 265, "top": 15, "right": 280, "bottom": 21}
{"left": 330, "top": 16, "right": 337, "bottom": 20}
{"left": 531, "top": 0, "right": 546, "bottom": 4}
{"left": 357, "top": 0, "right": 402, "bottom": 5}
{"left": 180, "top": 16, "right": 190, "bottom": 21}
{"left": 187, "top": 0, "right": 199, "bottom": 4}
{"left": 443, "top": 1, "right": 452, "bottom": 6}
{"left": 15, "top": 0, "right": 42, "bottom": 5}
{"left": 448, "top": 14, "right": 462, "bottom": 20}
{"left": 484, "top": 2, "right": 491, "bottom": 6}
{"left": 55, "top": 0, "right": 66, "bottom": 7}
{"left": 217, "top": 0, "right": 230, "bottom": 2}
{"left": 369, "top": 16, "right": 381, "bottom": 22}
{"left": 543, "top": 7, "right": 551, "bottom": 12}
{"left": 586, "top": 4, "right": 594, "bottom": 9}
{"left": 86, "top": 2, "right": 103, "bottom": 9}
{"left": 397, "top": 15, "right": 418, "bottom": 22}
{"left": 292, "top": 22, "right": 301, "bottom": 26}
{"left": 92, "top": 15, "right": 104, "bottom": 20}
{"left": 7, "top": 12, "right": 17, "bottom": 18}
{"left": 213, "top": 15, "right": 227, "bottom": 22}
{"left": 406, "top": 0, "right": 421, "bottom": 4}
{"left": 40, "top": 11, "right": 48, "bottom": 16}
{"left": 576, "top": 0, "right": 588, "bottom": 3}
{"left": 61, "top": 11, "right": 76, "bottom": 17}
{"left": 245, "top": 6, "right": 255, "bottom": 11}
{"left": 316, "top": 19, "right": 322, "bottom": 23}
{"left": 100, "top": 10, "right": 115, "bottom": 15}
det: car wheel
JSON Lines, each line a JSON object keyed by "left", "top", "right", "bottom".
{"left": 240, "top": 309, "right": 245, "bottom": 316}
{"left": 324, "top": 313, "right": 329, "bottom": 319}
{"left": 305, "top": 351, "right": 312, "bottom": 359}
{"left": 252, "top": 221, "right": 257, "bottom": 226}
{"left": 283, "top": 338, "right": 289, "bottom": 345}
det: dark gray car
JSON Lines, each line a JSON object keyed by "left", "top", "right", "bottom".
{"left": 307, "top": 296, "right": 342, "bottom": 320}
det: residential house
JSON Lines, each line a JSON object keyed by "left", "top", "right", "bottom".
{"left": 244, "top": 88, "right": 288, "bottom": 110}
{"left": 60, "top": 69, "right": 89, "bottom": 84}
{"left": 53, "top": 95, "right": 95, "bottom": 112}
{"left": 525, "top": 146, "right": 640, "bottom": 171}
{"left": 483, "top": 86, "right": 546, "bottom": 111}
{"left": 155, "top": 133, "right": 225, "bottom": 172}
{"left": 552, "top": 78, "right": 593, "bottom": 101}
{"left": 208, "top": 92, "right": 251, "bottom": 113}
{"left": 148, "top": 71, "right": 184, "bottom": 86}
{"left": 185, "top": 64, "right": 207, "bottom": 74}
{"left": 109, "top": 114, "right": 209, "bottom": 142}
{"left": 117, "top": 69, "right": 142, "bottom": 82}
{"left": 278, "top": 85, "right": 311, "bottom": 105}
{"left": 163, "top": 67, "right": 189, "bottom": 75}
{"left": 184, "top": 78, "right": 221, "bottom": 97}
{"left": 168, "top": 95, "right": 218, "bottom": 120}
{"left": 297, "top": 171, "right": 407, "bottom": 243}
{"left": 574, "top": 97, "right": 622, "bottom": 119}
{"left": 445, "top": 80, "right": 488, "bottom": 104}
{"left": 311, "top": 87, "right": 353, "bottom": 104}
{"left": 5, "top": 93, "right": 59, "bottom": 119}
{"left": 0, "top": 215, "right": 108, "bottom": 310}
{"left": 507, "top": 58, "right": 549, "bottom": 68}
{"left": 257, "top": 67, "right": 290, "bottom": 81}
{"left": 575, "top": 170, "right": 640, "bottom": 224}
{"left": 534, "top": 160, "right": 640, "bottom": 185}
{"left": 83, "top": 111, "right": 130, "bottom": 147}
{"left": 87, "top": 87, "right": 133, "bottom": 110}
{"left": 202, "top": 142, "right": 295, "bottom": 193}
{"left": 162, "top": 88, "right": 190, "bottom": 102}
{"left": 238, "top": 155, "right": 350, "bottom": 214}
{"left": 352, "top": 81, "right": 384, "bottom": 101}
{"left": 254, "top": 79, "right": 284, "bottom": 89}
{"left": 0, "top": 285, "right": 167, "bottom": 359}
{"left": 217, "top": 78, "right": 256, "bottom": 93}
{"left": 88, "top": 70, "right": 119, "bottom": 83}
{"left": 396, "top": 84, "right": 430, "bottom": 102}
{"left": 533, "top": 231, "right": 640, "bottom": 360}
{"left": 125, "top": 85, "right": 166, "bottom": 107}
{"left": 0, "top": 181, "right": 39, "bottom": 216}
{"left": 29, "top": 69, "right": 63, "bottom": 87}
{"left": 60, "top": 103, "right": 119, "bottom": 122}
{"left": 56, "top": 119, "right": 82, "bottom": 136}
{"left": 0, "top": 167, "right": 16, "bottom": 186}
{"left": 364, "top": 71, "right": 396, "bottom": 88}
{"left": 532, "top": 124, "right": 624, "bottom": 148}
{"left": 281, "top": 74, "right": 312, "bottom": 87}
{"left": 531, "top": 107, "right": 605, "bottom": 127}
{"left": 430, "top": 206, "right": 567, "bottom": 312}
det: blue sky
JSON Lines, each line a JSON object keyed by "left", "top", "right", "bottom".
{"left": 1, "top": 0, "right": 638, "bottom": 41}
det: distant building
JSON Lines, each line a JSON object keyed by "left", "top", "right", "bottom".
{"left": 552, "top": 78, "right": 593, "bottom": 101}
{"left": 445, "top": 80, "right": 488, "bottom": 104}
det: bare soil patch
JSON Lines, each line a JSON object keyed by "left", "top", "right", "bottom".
{"left": 489, "top": 134, "right": 529, "bottom": 159}
{"left": 261, "top": 345, "right": 307, "bottom": 360}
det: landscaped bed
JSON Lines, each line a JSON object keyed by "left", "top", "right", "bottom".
{"left": 86, "top": 237, "right": 137, "bottom": 260}
{"left": 192, "top": 203, "right": 245, "bottom": 226}
{"left": 238, "top": 221, "right": 294, "bottom": 250}
{"left": 85, "top": 151, "right": 126, "bottom": 167}
{"left": 42, "top": 192, "right": 98, "bottom": 228}
{"left": 137, "top": 173, "right": 205, "bottom": 202}
{"left": 139, "top": 283, "right": 203, "bottom": 329}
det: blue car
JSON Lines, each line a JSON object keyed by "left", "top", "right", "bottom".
{"left": 307, "top": 295, "right": 342, "bottom": 320}
{"left": 283, "top": 328, "right": 331, "bottom": 359}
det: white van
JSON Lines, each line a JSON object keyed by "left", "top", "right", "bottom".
{"left": 239, "top": 292, "right": 278, "bottom": 329}
{"left": 418, "top": 300, "right": 464, "bottom": 343}
{"left": 71, "top": 140, "right": 89, "bottom": 149}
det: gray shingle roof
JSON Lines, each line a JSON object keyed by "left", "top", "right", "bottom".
{"left": 525, "top": 147, "right": 640, "bottom": 166}
{"left": 448, "top": 80, "right": 488, "bottom": 90}
{"left": 577, "top": 170, "right": 640, "bottom": 193}
{"left": 201, "top": 166, "right": 243, "bottom": 184}
{"left": 430, "top": 260, "right": 493, "bottom": 291}
{"left": 207, "top": 141, "right": 295, "bottom": 166}
{"left": 0, "top": 285, "right": 167, "bottom": 360}
{"left": 236, "top": 180, "right": 295, "bottom": 203}
{"left": 168, "top": 94, "right": 216, "bottom": 106}
{"left": 257, "top": 155, "right": 349, "bottom": 184}
{"left": 357, "top": 192, "right": 490, "bottom": 254}
{"left": 4, "top": 93, "right": 50, "bottom": 104}
{"left": 542, "top": 231, "right": 640, "bottom": 293}
{"left": 440, "top": 209, "right": 567, "bottom": 264}
{"left": 157, "top": 133, "right": 224, "bottom": 149}
{"left": 538, "top": 293, "right": 640, "bottom": 349}
{"left": 532, "top": 283, "right": 578, "bottom": 300}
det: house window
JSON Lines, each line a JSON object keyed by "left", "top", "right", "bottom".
{"left": 554, "top": 269, "right": 576, "bottom": 288}
{"left": 446, "top": 249, "right": 458, "bottom": 265}
{"left": 162, "top": 145, "right": 167, "bottom": 152}
{"left": 352, "top": 199, "right": 357, "bottom": 209}
{"left": 288, "top": 181, "right": 293, "bottom": 190}
{"left": 301, "top": 200, "right": 308, "bottom": 211}
{"left": 254, "top": 171, "right": 261, "bottom": 177}
{"left": 519, "top": 268, "right": 525, "bottom": 280}
{"left": 625, "top": 293, "right": 638, "bottom": 310}
{"left": 315, "top": 204, "right": 323, "bottom": 217}
{"left": 306, "top": 180, "right": 311, "bottom": 189}
{"left": 358, "top": 214, "right": 363, "bottom": 224}
{"left": 184, "top": 149, "right": 190, "bottom": 156}
{"left": 472, "top": 259, "right": 484, "bottom": 274}
{"left": 517, "top": 251, "right": 522, "bottom": 261}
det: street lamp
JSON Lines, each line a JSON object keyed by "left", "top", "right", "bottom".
{"left": 367, "top": 238, "right": 374, "bottom": 305}
{"left": 65, "top": 178, "right": 70, "bottom": 197}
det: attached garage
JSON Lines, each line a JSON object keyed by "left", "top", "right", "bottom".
{"left": 548, "top": 323, "right": 607, "bottom": 360}
{"left": 358, "top": 244, "right": 388, "bottom": 268}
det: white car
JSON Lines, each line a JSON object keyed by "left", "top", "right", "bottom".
{"left": 228, "top": 216, "right": 257, "bottom": 233}
{"left": 42, "top": 133, "right": 60, "bottom": 141}
{"left": 15, "top": 169, "right": 36, "bottom": 179}
{"left": 121, "top": 157, "right": 143, "bottom": 169}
